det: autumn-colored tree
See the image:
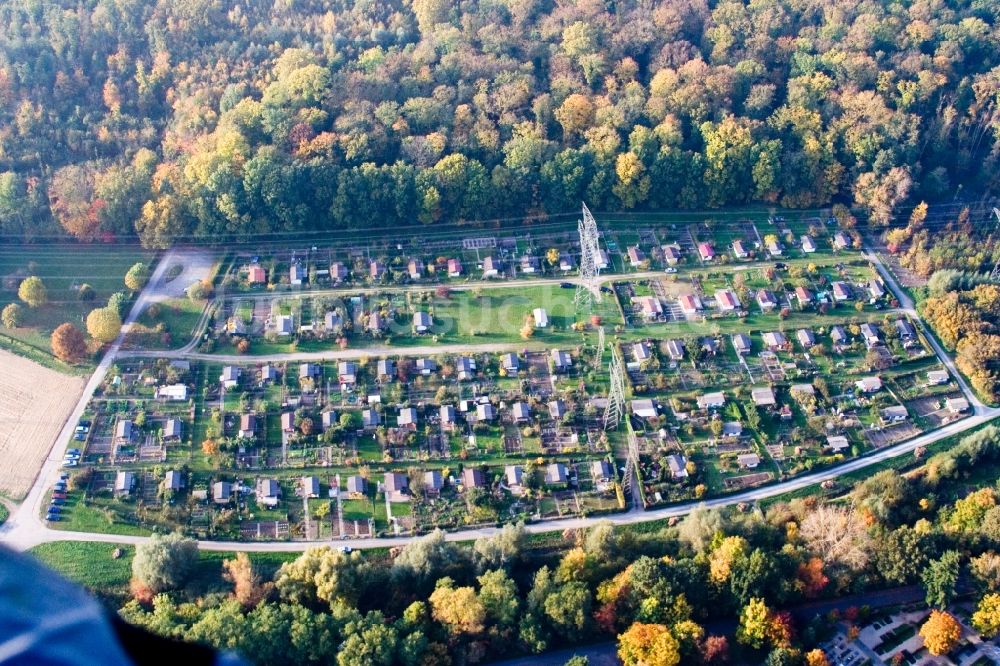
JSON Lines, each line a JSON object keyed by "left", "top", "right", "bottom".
{"left": 86, "top": 306, "right": 122, "bottom": 343}
{"left": 429, "top": 579, "right": 486, "bottom": 636}
{"left": 18, "top": 276, "right": 47, "bottom": 307}
{"left": 796, "top": 558, "right": 829, "bottom": 598}
{"left": 736, "top": 597, "right": 771, "bottom": 649}
{"left": 124, "top": 262, "right": 150, "bottom": 291}
{"left": 709, "top": 536, "right": 748, "bottom": 583}
{"left": 972, "top": 593, "right": 1000, "bottom": 638}
{"left": 201, "top": 439, "right": 220, "bottom": 456}
{"left": 556, "top": 547, "right": 592, "bottom": 583}
{"left": 520, "top": 313, "right": 535, "bottom": 340}
{"left": 188, "top": 280, "right": 214, "bottom": 301}
{"left": 804, "top": 649, "right": 829, "bottom": 666}
{"left": 907, "top": 201, "right": 928, "bottom": 231}
{"left": 919, "top": 610, "right": 962, "bottom": 656}
{"left": 800, "top": 505, "right": 870, "bottom": 572}
{"left": 236, "top": 338, "right": 250, "bottom": 354}
{"left": 617, "top": 622, "right": 680, "bottom": 666}
{"left": 700, "top": 635, "right": 729, "bottom": 663}
{"left": 51, "top": 323, "right": 88, "bottom": 363}
{"left": 766, "top": 610, "right": 795, "bottom": 648}
{"left": 853, "top": 167, "right": 912, "bottom": 226}
{"left": 1, "top": 302, "right": 21, "bottom": 328}
{"left": 48, "top": 164, "right": 100, "bottom": 240}
{"left": 947, "top": 488, "right": 996, "bottom": 532}
{"left": 555, "top": 94, "right": 595, "bottom": 138}
{"left": 222, "top": 552, "right": 272, "bottom": 609}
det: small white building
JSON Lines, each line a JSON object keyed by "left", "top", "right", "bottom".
{"left": 631, "top": 399, "right": 657, "bottom": 419}
{"left": 697, "top": 392, "right": 726, "bottom": 410}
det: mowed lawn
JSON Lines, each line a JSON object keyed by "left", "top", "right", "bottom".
{"left": 0, "top": 244, "right": 152, "bottom": 363}
{"left": 430, "top": 284, "right": 619, "bottom": 344}
{"left": 30, "top": 541, "right": 135, "bottom": 592}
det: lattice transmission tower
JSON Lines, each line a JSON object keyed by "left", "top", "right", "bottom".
{"left": 622, "top": 422, "right": 641, "bottom": 505}
{"left": 992, "top": 208, "right": 1000, "bottom": 280}
{"left": 575, "top": 202, "right": 602, "bottom": 311}
{"left": 603, "top": 346, "right": 626, "bottom": 431}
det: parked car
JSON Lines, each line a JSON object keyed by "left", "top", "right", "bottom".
{"left": 664, "top": 268, "right": 678, "bottom": 274}
{"left": 50, "top": 498, "right": 65, "bottom": 506}
{"left": 66, "top": 448, "right": 80, "bottom": 456}
{"left": 61, "top": 460, "right": 78, "bottom": 468}
{"left": 45, "top": 514, "right": 61, "bottom": 522}
{"left": 559, "top": 282, "right": 573, "bottom": 288}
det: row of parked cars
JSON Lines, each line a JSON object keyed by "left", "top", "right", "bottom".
{"left": 46, "top": 473, "right": 70, "bottom": 522}
{"left": 48, "top": 420, "right": 90, "bottom": 521}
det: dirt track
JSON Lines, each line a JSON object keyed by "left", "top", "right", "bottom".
{"left": 0, "top": 350, "right": 84, "bottom": 499}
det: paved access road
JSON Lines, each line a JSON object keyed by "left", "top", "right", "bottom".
{"left": 1, "top": 250, "right": 186, "bottom": 550}
{"left": 865, "top": 250, "right": 985, "bottom": 411}
{"left": 1, "top": 247, "right": 996, "bottom": 554}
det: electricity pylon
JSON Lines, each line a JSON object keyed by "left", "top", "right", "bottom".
{"left": 575, "top": 202, "right": 601, "bottom": 311}
{"left": 991, "top": 208, "right": 1000, "bottom": 280}
{"left": 603, "top": 346, "right": 625, "bottom": 431}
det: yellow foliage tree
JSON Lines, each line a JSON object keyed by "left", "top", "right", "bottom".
{"left": 556, "top": 547, "right": 591, "bottom": 583}
{"left": 86, "top": 306, "right": 122, "bottom": 343}
{"left": 617, "top": 622, "right": 680, "bottom": 666}
{"left": 736, "top": 597, "right": 771, "bottom": 649}
{"left": 919, "top": 610, "right": 962, "bottom": 656}
{"left": 972, "top": 593, "right": 1000, "bottom": 638}
{"left": 709, "top": 535, "right": 748, "bottom": 583}
{"left": 555, "top": 93, "right": 595, "bottom": 137}
{"left": 18, "top": 276, "right": 47, "bottom": 307}
{"left": 429, "top": 582, "right": 486, "bottom": 636}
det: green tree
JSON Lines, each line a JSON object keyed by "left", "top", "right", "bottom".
{"left": 543, "top": 581, "right": 592, "bottom": 641}
{"left": 337, "top": 616, "right": 398, "bottom": 666}
{"left": 275, "top": 546, "right": 369, "bottom": 606}
{"left": 874, "top": 526, "right": 932, "bottom": 585}
{"left": 107, "top": 291, "right": 130, "bottom": 318}
{"left": 923, "top": 551, "right": 962, "bottom": 609}
{"left": 131, "top": 532, "right": 198, "bottom": 593}
{"left": 392, "top": 529, "right": 464, "bottom": 592}
{"left": 473, "top": 522, "right": 525, "bottom": 571}
{"left": 125, "top": 262, "right": 151, "bottom": 292}
{"left": 478, "top": 569, "right": 521, "bottom": 633}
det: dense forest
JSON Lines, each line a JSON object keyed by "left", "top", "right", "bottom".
{"left": 107, "top": 424, "right": 1000, "bottom": 665}
{"left": 0, "top": 0, "right": 998, "bottom": 245}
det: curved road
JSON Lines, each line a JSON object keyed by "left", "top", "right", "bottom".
{"left": 1, "top": 247, "right": 994, "bottom": 553}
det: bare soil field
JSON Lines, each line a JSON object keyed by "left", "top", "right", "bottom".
{"left": 0, "top": 350, "right": 84, "bottom": 499}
